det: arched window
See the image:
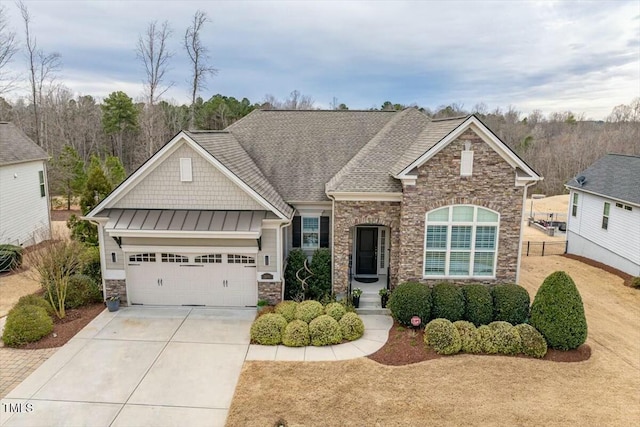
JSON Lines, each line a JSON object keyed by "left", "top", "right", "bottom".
{"left": 424, "top": 205, "right": 499, "bottom": 278}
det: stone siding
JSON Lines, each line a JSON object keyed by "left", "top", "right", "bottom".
{"left": 258, "top": 281, "right": 282, "bottom": 305}
{"left": 398, "top": 128, "right": 524, "bottom": 284}
{"left": 105, "top": 279, "right": 128, "bottom": 306}
{"left": 333, "top": 201, "right": 401, "bottom": 294}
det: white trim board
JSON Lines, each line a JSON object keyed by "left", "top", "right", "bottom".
{"left": 121, "top": 245, "right": 259, "bottom": 254}
{"left": 327, "top": 192, "right": 403, "bottom": 202}
{"left": 106, "top": 229, "right": 261, "bottom": 239}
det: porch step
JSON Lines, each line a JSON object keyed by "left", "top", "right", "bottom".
{"left": 356, "top": 307, "right": 391, "bottom": 316}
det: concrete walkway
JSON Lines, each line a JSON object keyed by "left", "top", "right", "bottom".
{"left": 0, "top": 306, "right": 391, "bottom": 426}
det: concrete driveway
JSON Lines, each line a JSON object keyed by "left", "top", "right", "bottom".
{"left": 0, "top": 307, "right": 255, "bottom": 427}
{"left": 0, "top": 307, "right": 391, "bottom": 426}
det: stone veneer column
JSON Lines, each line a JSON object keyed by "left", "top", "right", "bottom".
{"left": 333, "top": 201, "right": 401, "bottom": 294}
{"left": 104, "top": 279, "right": 127, "bottom": 306}
{"left": 258, "top": 281, "right": 282, "bottom": 305}
{"left": 398, "top": 128, "right": 525, "bottom": 284}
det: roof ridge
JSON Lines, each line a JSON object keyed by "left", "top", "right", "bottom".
{"left": 256, "top": 109, "right": 398, "bottom": 113}
{"left": 605, "top": 153, "right": 640, "bottom": 158}
{"left": 431, "top": 115, "right": 471, "bottom": 122}
{"left": 326, "top": 109, "right": 422, "bottom": 192}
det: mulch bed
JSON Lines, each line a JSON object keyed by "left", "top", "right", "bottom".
{"left": 367, "top": 320, "right": 591, "bottom": 366}
{"left": 50, "top": 209, "right": 80, "bottom": 222}
{"left": 17, "top": 303, "right": 105, "bottom": 350}
{"left": 562, "top": 253, "right": 636, "bottom": 288}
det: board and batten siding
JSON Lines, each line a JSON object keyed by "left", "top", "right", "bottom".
{"left": 258, "top": 228, "right": 277, "bottom": 273}
{"left": 0, "top": 160, "right": 50, "bottom": 246}
{"left": 567, "top": 189, "right": 640, "bottom": 276}
{"left": 113, "top": 142, "right": 265, "bottom": 211}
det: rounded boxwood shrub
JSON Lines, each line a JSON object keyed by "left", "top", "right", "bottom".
{"left": 325, "top": 302, "right": 347, "bottom": 322}
{"left": 339, "top": 312, "right": 364, "bottom": 341}
{"left": 475, "top": 325, "right": 498, "bottom": 354}
{"left": 275, "top": 301, "right": 299, "bottom": 322}
{"left": 309, "top": 315, "right": 342, "bottom": 346}
{"left": 387, "top": 282, "right": 432, "bottom": 326}
{"left": 2, "top": 305, "right": 53, "bottom": 347}
{"left": 424, "top": 318, "right": 461, "bottom": 355}
{"left": 530, "top": 271, "right": 587, "bottom": 350}
{"left": 431, "top": 282, "right": 465, "bottom": 322}
{"left": 631, "top": 277, "right": 640, "bottom": 289}
{"left": 16, "top": 294, "right": 54, "bottom": 317}
{"left": 488, "top": 321, "right": 521, "bottom": 355}
{"left": 453, "top": 320, "right": 480, "bottom": 353}
{"left": 462, "top": 284, "right": 493, "bottom": 326}
{"left": 250, "top": 313, "right": 288, "bottom": 345}
{"left": 514, "top": 324, "right": 547, "bottom": 358}
{"left": 282, "top": 320, "right": 310, "bottom": 347}
{"left": 295, "top": 300, "right": 324, "bottom": 323}
{"left": 492, "top": 284, "right": 530, "bottom": 325}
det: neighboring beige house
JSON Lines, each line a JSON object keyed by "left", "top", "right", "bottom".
{"left": 85, "top": 109, "right": 542, "bottom": 307}
{"left": 0, "top": 122, "right": 51, "bottom": 247}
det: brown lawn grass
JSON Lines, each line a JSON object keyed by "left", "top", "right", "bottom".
{"left": 227, "top": 255, "right": 640, "bottom": 427}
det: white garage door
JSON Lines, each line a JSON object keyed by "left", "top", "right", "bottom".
{"left": 126, "top": 252, "right": 257, "bottom": 307}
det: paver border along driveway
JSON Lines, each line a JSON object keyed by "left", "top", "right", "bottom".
{"left": 0, "top": 307, "right": 391, "bottom": 427}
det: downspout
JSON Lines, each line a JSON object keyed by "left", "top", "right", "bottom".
{"left": 279, "top": 212, "right": 294, "bottom": 302}
{"left": 516, "top": 182, "right": 536, "bottom": 284}
{"left": 43, "top": 160, "right": 53, "bottom": 241}
{"left": 327, "top": 194, "right": 336, "bottom": 297}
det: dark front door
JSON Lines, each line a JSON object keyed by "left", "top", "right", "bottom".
{"left": 356, "top": 227, "right": 378, "bottom": 275}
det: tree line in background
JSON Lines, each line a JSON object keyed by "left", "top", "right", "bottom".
{"left": 0, "top": 3, "right": 638, "bottom": 201}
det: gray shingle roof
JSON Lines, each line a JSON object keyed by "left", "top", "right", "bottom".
{"left": 391, "top": 116, "right": 469, "bottom": 176}
{"left": 565, "top": 154, "right": 640, "bottom": 205}
{"left": 185, "top": 130, "right": 294, "bottom": 218}
{"left": 326, "top": 108, "right": 431, "bottom": 193}
{"left": 0, "top": 122, "right": 48, "bottom": 166}
{"left": 226, "top": 110, "right": 397, "bottom": 201}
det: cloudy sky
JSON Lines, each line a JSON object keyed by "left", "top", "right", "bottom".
{"left": 3, "top": 0, "right": 639, "bottom": 119}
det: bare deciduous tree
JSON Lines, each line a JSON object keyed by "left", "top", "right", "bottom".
{"left": 184, "top": 10, "right": 217, "bottom": 130}
{"left": 18, "top": 1, "right": 61, "bottom": 149}
{"left": 136, "top": 20, "right": 173, "bottom": 157}
{"left": 0, "top": 5, "right": 19, "bottom": 94}
{"left": 263, "top": 90, "right": 315, "bottom": 110}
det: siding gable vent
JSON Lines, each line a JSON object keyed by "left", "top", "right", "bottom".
{"left": 180, "top": 158, "right": 193, "bottom": 182}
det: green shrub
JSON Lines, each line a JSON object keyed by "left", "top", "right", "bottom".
{"left": 275, "top": 301, "right": 298, "bottom": 322}
{"left": 387, "top": 282, "right": 432, "bottom": 326}
{"left": 295, "top": 300, "right": 324, "bottom": 323}
{"left": 308, "top": 248, "right": 331, "bottom": 300}
{"left": 462, "top": 284, "right": 494, "bottom": 326}
{"left": 431, "top": 282, "right": 465, "bottom": 322}
{"left": 492, "top": 284, "right": 530, "bottom": 325}
{"left": 0, "top": 244, "right": 23, "bottom": 272}
{"left": 45, "top": 274, "right": 102, "bottom": 309}
{"left": 309, "top": 315, "right": 342, "bottom": 346}
{"left": 530, "top": 271, "right": 588, "bottom": 350}
{"left": 424, "top": 318, "right": 461, "bottom": 355}
{"left": 250, "top": 313, "right": 288, "bottom": 345}
{"left": 339, "top": 312, "right": 365, "bottom": 341}
{"left": 16, "top": 294, "right": 54, "bottom": 317}
{"left": 282, "top": 320, "right": 310, "bottom": 347}
{"left": 514, "top": 324, "right": 547, "bottom": 358}
{"left": 284, "top": 249, "right": 307, "bottom": 300}
{"left": 475, "top": 325, "right": 498, "bottom": 354}
{"left": 631, "top": 277, "right": 640, "bottom": 289}
{"left": 488, "top": 321, "right": 521, "bottom": 355}
{"left": 325, "top": 302, "right": 346, "bottom": 322}
{"left": 81, "top": 246, "right": 102, "bottom": 284}
{"left": 2, "top": 305, "right": 53, "bottom": 347}
{"left": 453, "top": 320, "right": 481, "bottom": 353}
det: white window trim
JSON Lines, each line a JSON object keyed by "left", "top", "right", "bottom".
{"left": 602, "top": 202, "right": 610, "bottom": 230}
{"left": 301, "top": 215, "right": 320, "bottom": 250}
{"left": 572, "top": 193, "right": 579, "bottom": 217}
{"left": 460, "top": 150, "right": 474, "bottom": 176}
{"left": 180, "top": 157, "right": 193, "bottom": 182}
{"left": 423, "top": 205, "right": 500, "bottom": 279}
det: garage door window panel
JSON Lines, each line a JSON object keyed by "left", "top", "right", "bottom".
{"left": 195, "top": 254, "right": 222, "bottom": 263}
{"left": 228, "top": 254, "right": 256, "bottom": 264}
{"left": 129, "top": 253, "right": 156, "bottom": 263}
{"left": 162, "top": 253, "right": 188, "bottom": 263}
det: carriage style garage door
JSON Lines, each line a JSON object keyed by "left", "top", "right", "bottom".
{"left": 126, "top": 252, "right": 258, "bottom": 307}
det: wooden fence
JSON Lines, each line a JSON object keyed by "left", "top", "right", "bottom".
{"left": 522, "top": 240, "right": 567, "bottom": 257}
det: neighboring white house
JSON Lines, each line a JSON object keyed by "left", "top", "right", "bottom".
{"left": 0, "top": 122, "right": 51, "bottom": 247}
{"left": 565, "top": 154, "right": 640, "bottom": 277}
